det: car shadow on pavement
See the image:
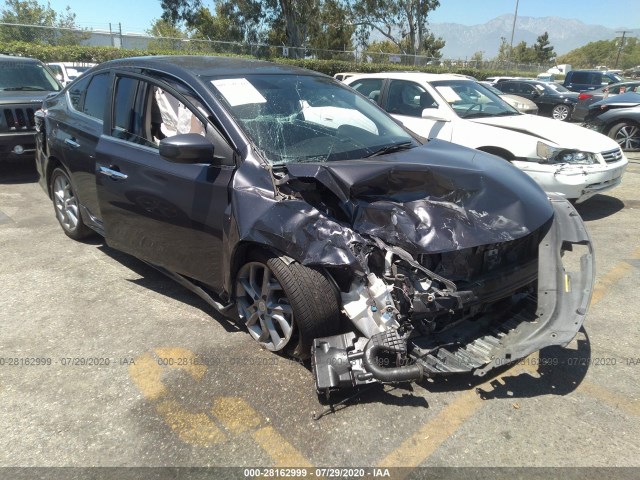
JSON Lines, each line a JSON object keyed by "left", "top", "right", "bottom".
{"left": 575, "top": 194, "right": 624, "bottom": 221}
{"left": 95, "top": 242, "right": 241, "bottom": 333}
{"left": 420, "top": 328, "right": 591, "bottom": 400}
{"left": 0, "top": 161, "right": 39, "bottom": 184}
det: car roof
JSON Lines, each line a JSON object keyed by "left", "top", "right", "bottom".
{"left": 0, "top": 54, "right": 41, "bottom": 64}
{"left": 346, "top": 71, "right": 474, "bottom": 82}
{"left": 93, "top": 55, "right": 323, "bottom": 78}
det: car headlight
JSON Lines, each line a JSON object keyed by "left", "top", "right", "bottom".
{"left": 513, "top": 102, "right": 525, "bottom": 109}
{"left": 536, "top": 141, "right": 598, "bottom": 165}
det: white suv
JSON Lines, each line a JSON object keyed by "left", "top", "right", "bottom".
{"left": 345, "top": 72, "right": 628, "bottom": 203}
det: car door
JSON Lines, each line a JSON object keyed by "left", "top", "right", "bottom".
{"left": 382, "top": 79, "right": 452, "bottom": 141}
{"left": 95, "top": 73, "right": 236, "bottom": 290}
{"left": 54, "top": 72, "right": 111, "bottom": 221}
{"left": 520, "top": 82, "right": 552, "bottom": 115}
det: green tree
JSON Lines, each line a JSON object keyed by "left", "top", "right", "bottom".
{"left": 558, "top": 38, "right": 640, "bottom": 70}
{"left": 160, "top": 0, "right": 321, "bottom": 58}
{"left": 147, "top": 18, "right": 187, "bottom": 50}
{"left": 0, "top": 0, "right": 87, "bottom": 45}
{"left": 307, "top": 0, "right": 354, "bottom": 58}
{"left": 353, "top": 0, "right": 444, "bottom": 56}
{"left": 533, "top": 31, "right": 555, "bottom": 63}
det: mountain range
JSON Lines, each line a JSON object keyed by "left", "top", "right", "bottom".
{"left": 427, "top": 14, "right": 640, "bottom": 60}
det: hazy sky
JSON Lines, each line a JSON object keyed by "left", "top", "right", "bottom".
{"left": 25, "top": 0, "right": 640, "bottom": 34}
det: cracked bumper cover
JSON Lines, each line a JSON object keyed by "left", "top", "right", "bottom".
{"left": 311, "top": 197, "right": 594, "bottom": 393}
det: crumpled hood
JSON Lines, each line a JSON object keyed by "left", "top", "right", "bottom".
{"left": 284, "top": 140, "right": 554, "bottom": 254}
{"left": 471, "top": 114, "right": 619, "bottom": 153}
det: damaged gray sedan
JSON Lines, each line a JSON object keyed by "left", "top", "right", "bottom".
{"left": 35, "top": 57, "right": 594, "bottom": 397}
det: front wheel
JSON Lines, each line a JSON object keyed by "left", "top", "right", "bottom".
{"left": 50, "top": 168, "right": 94, "bottom": 240}
{"left": 235, "top": 254, "right": 341, "bottom": 359}
{"left": 608, "top": 121, "right": 640, "bottom": 151}
{"left": 552, "top": 104, "right": 572, "bottom": 121}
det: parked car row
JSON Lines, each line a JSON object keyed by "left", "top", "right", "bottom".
{"left": 1, "top": 54, "right": 624, "bottom": 399}
{"left": 344, "top": 71, "right": 627, "bottom": 203}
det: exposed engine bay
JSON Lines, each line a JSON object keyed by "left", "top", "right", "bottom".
{"left": 311, "top": 198, "right": 593, "bottom": 397}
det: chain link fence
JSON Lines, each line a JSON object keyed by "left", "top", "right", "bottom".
{"left": 0, "top": 22, "right": 550, "bottom": 74}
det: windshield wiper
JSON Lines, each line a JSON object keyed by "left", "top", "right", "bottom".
{"left": 366, "top": 141, "right": 415, "bottom": 157}
{"left": 1, "top": 86, "right": 48, "bottom": 91}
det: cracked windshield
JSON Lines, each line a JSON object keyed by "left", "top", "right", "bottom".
{"left": 207, "top": 74, "right": 417, "bottom": 164}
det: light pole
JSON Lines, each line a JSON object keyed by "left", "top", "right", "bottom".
{"left": 508, "top": 0, "right": 520, "bottom": 64}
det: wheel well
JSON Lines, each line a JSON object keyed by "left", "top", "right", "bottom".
{"left": 228, "top": 241, "right": 279, "bottom": 297}
{"left": 45, "top": 156, "right": 63, "bottom": 198}
{"left": 476, "top": 146, "right": 515, "bottom": 161}
{"left": 607, "top": 118, "right": 640, "bottom": 133}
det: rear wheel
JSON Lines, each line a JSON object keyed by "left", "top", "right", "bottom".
{"left": 50, "top": 168, "right": 93, "bottom": 240}
{"left": 235, "top": 253, "right": 341, "bottom": 359}
{"left": 608, "top": 121, "right": 640, "bottom": 151}
{"left": 552, "top": 104, "right": 572, "bottom": 121}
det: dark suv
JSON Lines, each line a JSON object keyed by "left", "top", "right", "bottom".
{"left": 35, "top": 56, "right": 594, "bottom": 397}
{"left": 0, "top": 54, "right": 62, "bottom": 161}
{"left": 563, "top": 70, "right": 623, "bottom": 93}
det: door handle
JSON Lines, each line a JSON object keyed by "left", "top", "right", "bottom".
{"left": 64, "top": 138, "right": 80, "bottom": 148}
{"left": 99, "top": 166, "right": 128, "bottom": 180}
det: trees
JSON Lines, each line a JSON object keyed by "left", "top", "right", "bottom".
{"left": 558, "top": 38, "right": 640, "bottom": 70}
{"left": 0, "top": 0, "right": 87, "bottom": 45}
{"left": 494, "top": 32, "right": 556, "bottom": 65}
{"left": 533, "top": 31, "right": 555, "bottom": 63}
{"left": 352, "top": 0, "right": 445, "bottom": 57}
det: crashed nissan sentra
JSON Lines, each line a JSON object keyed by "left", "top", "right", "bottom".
{"left": 35, "top": 56, "right": 594, "bottom": 397}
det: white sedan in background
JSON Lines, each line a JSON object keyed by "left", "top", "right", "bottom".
{"left": 345, "top": 72, "right": 628, "bottom": 203}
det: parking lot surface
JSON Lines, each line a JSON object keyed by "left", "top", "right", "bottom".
{"left": 1, "top": 154, "right": 639, "bottom": 471}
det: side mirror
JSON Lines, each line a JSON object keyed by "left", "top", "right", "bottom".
{"left": 159, "top": 134, "right": 214, "bottom": 164}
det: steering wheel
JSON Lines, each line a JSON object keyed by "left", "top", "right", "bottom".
{"left": 464, "top": 103, "right": 483, "bottom": 115}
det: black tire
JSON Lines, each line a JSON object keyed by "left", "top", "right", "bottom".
{"left": 50, "top": 167, "right": 94, "bottom": 240}
{"left": 235, "top": 252, "right": 341, "bottom": 360}
{"left": 551, "top": 104, "right": 572, "bottom": 121}
{"left": 608, "top": 121, "right": 640, "bottom": 152}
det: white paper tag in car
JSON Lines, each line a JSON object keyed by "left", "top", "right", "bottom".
{"left": 435, "top": 86, "right": 461, "bottom": 103}
{"left": 211, "top": 78, "right": 267, "bottom": 106}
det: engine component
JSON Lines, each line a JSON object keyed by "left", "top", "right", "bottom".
{"left": 341, "top": 273, "right": 399, "bottom": 337}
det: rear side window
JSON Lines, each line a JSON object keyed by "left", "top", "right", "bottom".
{"left": 113, "top": 76, "right": 140, "bottom": 134}
{"left": 82, "top": 73, "right": 110, "bottom": 120}
{"left": 349, "top": 78, "right": 384, "bottom": 102}
{"left": 569, "top": 72, "right": 591, "bottom": 84}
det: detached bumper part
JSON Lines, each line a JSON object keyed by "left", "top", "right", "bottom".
{"left": 311, "top": 198, "right": 594, "bottom": 395}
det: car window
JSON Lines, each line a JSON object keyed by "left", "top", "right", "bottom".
{"left": 431, "top": 79, "right": 519, "bottom": 119}
{"left": 519, "top": 83, "right": 537, "bottom": 95}
{"left": 349, "top": 78, "right": 384, "bottom": 103}
{"left": 206, "top": 74, "right": 416, "bottom": 165}
{"left": 570, "top": 72, "right": 590, "bottom": 84}
{"left": 112, "top": 76, "right": 141, "bottom": 140}
{"left": 386, "top": 80, "right": 435, "bottom": 117}
{"left": 68, "top": 75, "right": 90, "bottom": 111}
{"left": 82, "top": 73, "right": 110, "bottom": 120}
{"left": 111, "top": 75, "right": 207, "bottom": 150}
{"left": 498, "top": 82, "right": 518, "bottom": 94}
{"left": 0, "top": 61, "right": 61, "bottom": 92}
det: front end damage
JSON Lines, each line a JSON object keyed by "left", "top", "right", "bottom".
{"left": 231, "top": 141, "right": 594, "bottom": 396}
{"left": 311, "top": 197, "right": 593, "bottom": 396}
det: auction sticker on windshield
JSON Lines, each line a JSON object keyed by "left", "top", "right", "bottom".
{"left": 211, "top": 78, "right": 267, "bottom": 106}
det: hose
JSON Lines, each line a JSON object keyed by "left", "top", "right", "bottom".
{"left": 361, "top": 339, "right": 424, "bottom": 383}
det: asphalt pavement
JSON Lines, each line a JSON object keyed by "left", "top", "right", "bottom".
{"left": 0, "top": 153, "right": 639, "bottom": 475}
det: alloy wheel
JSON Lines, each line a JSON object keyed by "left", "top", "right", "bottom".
{"left": 614, "top": 124, "right": 640, "bottom": 151}
{"left": 236, "top": 262, "right": 294, "bottom": 351}
{"left": 552, "top": 105, "right": 570, "bottom": 121}
{"left": 53, "top": 173, "right": 79, "bottom": 232}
